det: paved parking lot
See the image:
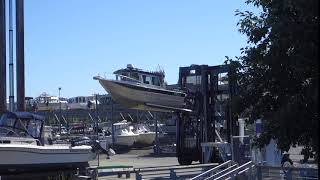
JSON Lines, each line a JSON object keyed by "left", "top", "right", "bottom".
{"left": 89, "top": 147, "right": 181, "bottom": 179}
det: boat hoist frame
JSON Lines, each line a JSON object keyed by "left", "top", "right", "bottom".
{"left": 175, "top": 64, "right": 238, "bottom": 165}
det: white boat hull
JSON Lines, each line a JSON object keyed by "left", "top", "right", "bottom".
{"left": 114, "top": 134, "right": 138, "bottom": 146}
{"left": 96, "top": 78, "right": 186, "bottom": 112}
{"left": 136, "top": 132, "right": 156, "bottom": 145}
{"left": 0, "top": 112, "right": 95, "bottom": 174}
{"left": 0, "top": 144, "right": 95, "bottom": 165}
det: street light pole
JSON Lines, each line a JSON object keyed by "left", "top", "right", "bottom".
{"left": 95, "top": 93, "right": 100, "bottom": 166}
{"left": 95, "top": 93, "right": 98, "bottom": 138}
{"left": 58, "top": 87, "right": 61, "bottom": 135}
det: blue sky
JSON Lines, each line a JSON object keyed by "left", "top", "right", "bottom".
{"left": 5, "top": 1, "right": 257, "bottom": 98}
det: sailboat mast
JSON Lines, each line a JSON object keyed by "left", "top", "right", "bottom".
{"left": 0, "top": 0, "right": 6, "bottom": 114}
{"left": 16, "top": 0, "right": 25, "bottom": 111}
{"left": 8, "top": 0, "right": 14, "bottom": 111}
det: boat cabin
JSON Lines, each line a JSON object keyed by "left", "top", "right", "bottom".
{"left": 0, "top": 112, "right": 44, "bottom": 145}
{"left": 114, "top": 64, "right": 166, "bottom": 88}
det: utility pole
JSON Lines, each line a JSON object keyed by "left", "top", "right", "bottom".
{"left": 16, "top": 0, "right": 25, "bottom": 111}
{"left": 0, "top": 0, "right": 6, "bottom": 114}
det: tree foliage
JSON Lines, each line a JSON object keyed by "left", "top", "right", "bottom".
{"left": 227, "top": 0, "right": 318, "bottom": 161}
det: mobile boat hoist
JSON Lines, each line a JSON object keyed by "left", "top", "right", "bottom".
{"left": 139, "top": 64, "right": 239, "bottom": 165}
{"left": 95, "top": 64, "right": 239, "bottom": 165}
{"left": 174, "top": 64, "right": 238, "bottom": 165}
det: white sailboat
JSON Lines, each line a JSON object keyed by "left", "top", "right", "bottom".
{"left": 0, "top": 112, "right": 96, "bottom": 173}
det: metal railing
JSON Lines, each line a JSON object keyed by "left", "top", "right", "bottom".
{"left": 134, "top": 163, "right": 218, "bottom": 180}
{"left": 191, "top": 161, "right": 255, "bottom": 180}
{"left": 214, "top": 161, "right": 255, "bottom": 179}
{"left": 84, "top": 161, "right": 318, "bottom": 179}
{"left": 256, "top": 164, "right": 318, "bottom": 180}
{"left": 191, "top": 161, "right": 318, "bottom": 180}
{"left": 86, "top": 165, "right": 134, "bottom": 179}
{"left": 190, "top": 160, "right": 234, "bottom": 180}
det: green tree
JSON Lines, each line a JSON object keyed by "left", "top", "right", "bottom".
{"left": 227, "top": 0, "right": 318, "bottom": 161}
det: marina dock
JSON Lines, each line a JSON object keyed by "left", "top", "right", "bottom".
{"left": 0, "top": 0, "right": 319, "bottom": 179}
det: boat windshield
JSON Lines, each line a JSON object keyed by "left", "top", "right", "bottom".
{"left": 115, "top": 74, "right": 140, "bottom": 83}
{"left": 0, "top": 113, "right": 43, "bottom": 139}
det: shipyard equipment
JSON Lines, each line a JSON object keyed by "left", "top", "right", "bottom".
{"left": 95, "top": 63, "right": 239, "bottom": 165}
{"left": 175, "top": 64, "right": 238, "bottom": 165}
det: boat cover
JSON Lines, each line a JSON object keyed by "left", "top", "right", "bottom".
{"left": 1, "top": 111, "right": 45, "bottom": 121}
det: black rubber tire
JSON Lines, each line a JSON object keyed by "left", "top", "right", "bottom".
{"left": 281, "top": 157, "right": 293, "bottom": 174}
{"left": 281, "top": 159, "right": 293, "bottom": 167}
{"left": 281, "top": 155, "right": 293, "bottom": 167}
{"left": 178, "top": 156, "right": 192, "bottom": 165}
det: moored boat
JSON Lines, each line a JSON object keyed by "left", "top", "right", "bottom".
{"left": 132, "top": 124, "right": 156, "bottom": 145}
{"left": 112, "top": 121, "right": 139, "bottom": 147}
{"left": 0, "top": 112, "right": 96, "bottom": 174}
